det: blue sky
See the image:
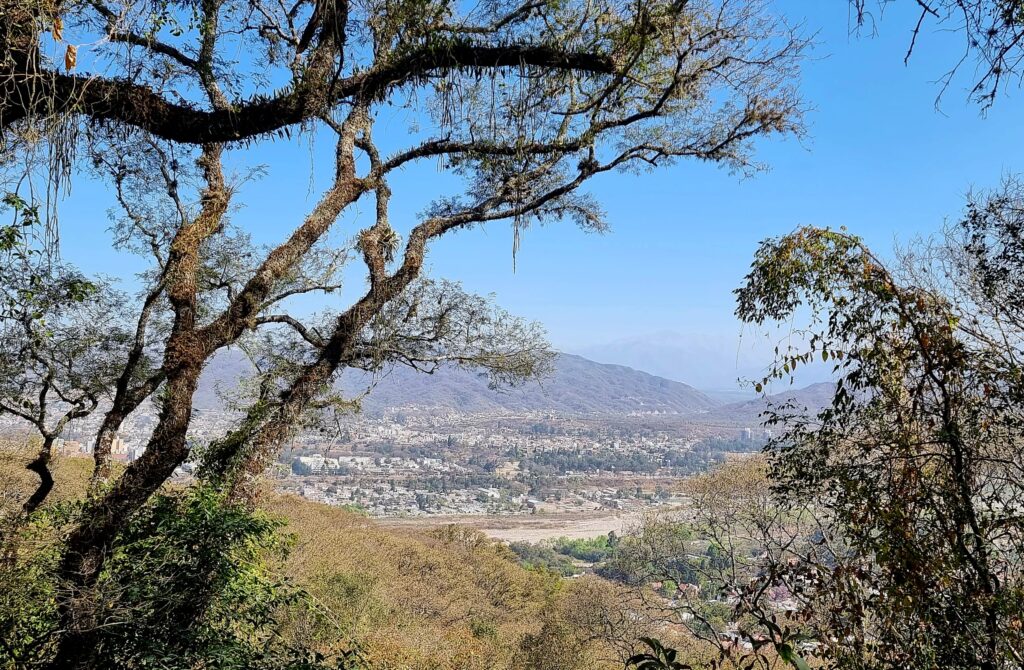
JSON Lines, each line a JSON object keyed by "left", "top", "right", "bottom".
{"left": 58, "top": 1, "right": 1024, "bottom": 387}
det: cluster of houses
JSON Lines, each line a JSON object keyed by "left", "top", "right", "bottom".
{"left": 291, "top": 454, "right": 459, "bottom": 475}
{"left": 294, "top": 480, "right": 532, "bottom": 517}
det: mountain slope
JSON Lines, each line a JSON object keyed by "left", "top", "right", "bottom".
{"left": 340, "top": 353, "right": 718, "bottom": 415}
{"left": 196, "top": 351, "right": 717, "bottom": 416}
{"left": 708, "top": 381, "right": 836, "bottom": 423}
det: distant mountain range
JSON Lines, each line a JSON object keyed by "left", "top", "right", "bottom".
{"left": 196, "top": 351, "right": 718, "bottom": 416}
{"left": 708, "top": 382, "right": 837, "bottom": 423}
{"left": 573, "top": 331, "right": 834, "bottom": 393}
{"left": 339, "top": 353, "right": 720, "bottom": 416}
{"left": 572, "top": 331, "right": 772, "bottom": 391}
{"left": 194, "top": 350, "right": 833, "bottom": 420}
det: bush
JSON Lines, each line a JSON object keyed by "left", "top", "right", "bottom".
{"left": 1, "top": 485, "right": 364, "bottom": 669}
{"left": 551, "top": 536, "right": 613, "bottom": 563}
{"left": 508, "top": 541, "right": 580, "bottom": 577}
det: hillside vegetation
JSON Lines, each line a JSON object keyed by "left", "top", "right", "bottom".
{"left": 0, "top": 446, "right": 648, "bottom": 670}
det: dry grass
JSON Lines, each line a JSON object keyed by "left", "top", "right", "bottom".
{"left": 265, "top": 492, "right": 641, "bottom": 669}
{"left": 0, "top": 441, "right": 94, "bottom": 522}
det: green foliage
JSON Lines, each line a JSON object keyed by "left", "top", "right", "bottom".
{"left": 0, "top": 193, "right": 39, "bottom": 252}
{"left": 551, "top": 535, "right": 614, "bottom": 563}
{"left": 0, "top": 515, "right": 64, "bottom": 665}
{"left": 1, "top": 486, "right": 363, "bottom": 669}
{"left": 521, "top": 449, "right": 661, "bottom": 475}
{"left": 597, "top": 522, "right": 698, "bottom": 587}
{"left": 508, "top": 534, "right": 619, "bottom": 577}
{"left": 93, "top": 487, "right": 286, "bottom": 667}
{"left": 469, "top": 616, "right": 499, "bottom": 640}
{"left": 625, "top": 638, "right": 691, "bottom": 670}
{"left": 776, "top": 642, "right": 811, "bottom": 670}
{"left": 736, "top": 213, "right": 1024, "bottom": 667}
{"left": 0, "top": 192, "right": 97, "bottom": 319}
{"left": 508, "top": 540, "right": 581, "bottom": 577}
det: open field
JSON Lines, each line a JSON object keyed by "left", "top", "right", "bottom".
{"left": 377, "top": 508, "right": 665, "bottom": 542}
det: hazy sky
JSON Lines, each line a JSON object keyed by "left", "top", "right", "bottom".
{"left": 57, "top": 1, "right": 1024, "bottom": 387}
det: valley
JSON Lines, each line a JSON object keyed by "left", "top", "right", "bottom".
{"left": 1, "top": 352, "right": 830, "bottom": 537}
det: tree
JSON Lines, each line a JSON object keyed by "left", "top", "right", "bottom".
{"left": 850, "top": 0, "right": 1024, "bottom": 106}
{"left": 734, "top": 182, "right": 1024, "bottom": 668}
{"left": 2, "top": 1, "right": 806, "bottom": 666}
{"left": 618, "top": 188, "right": 1024, "bottom": 670}
{"left": 604, "top": 460, "right": 817, "bottom": 670}
{"left": 81, "top": 132, "right": 354, "bottom": 486}
{"left": 521, "top": 575, "right": 649, "bottom": 670}
{"left": 0, "top": 186, "right": 149, "bottom": 518}
{"left": 0, "top": 269, "right": 131, "bottom": 518}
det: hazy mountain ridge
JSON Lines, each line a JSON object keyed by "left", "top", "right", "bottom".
{"left": 573, "top": 331, "right": 772, "bottom": 391}
{"left": 573, "top": 331, "right": 836, "bottom": 392}
{"left": 195, "top": 351, "right": 718, "bottom": 416}
{"left": 193, "top": 350, "right": 837, "bottom": 420}
{"left": 708, "top": 381, "right": 837, "bottom": 423}
{"left": 340, "top": 353, "right": 720, "bottom": 416}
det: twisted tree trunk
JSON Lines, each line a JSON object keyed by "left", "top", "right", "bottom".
{"left": 22, "top": 436, "right": 55, "bottom": 516}
{"left": 43, "top": 145, "right": 229, "bottom": 670}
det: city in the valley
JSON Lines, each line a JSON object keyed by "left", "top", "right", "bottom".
{"left": 4, "top": 352, "right": 803, "bottom": 538}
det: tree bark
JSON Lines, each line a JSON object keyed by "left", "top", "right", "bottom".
{"left": 43, "top": 135, "right": 371, "bottom": 667}
{"left": 91, "top": 413, "right": 120, "bottom": 485}
{"left": 47, "top": 340, "right": 207, "bottom": 669}
{"left": 90, "top": 375, "right": 163, "bottom": 489}
{"left": 91, "top": 288, "right": 166, "bottom": 488}
{"left": 22, "top": 436, "right": 55, "bottom": 516}
{"left": 43, "top": 145, "right": 228, "bottom": 670}
{"left": 1, "top": 40, "right": 614, "bottom": 145}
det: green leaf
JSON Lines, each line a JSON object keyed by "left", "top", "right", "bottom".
{"left": 776, "top": 643, "right": 811, "bottom": 670}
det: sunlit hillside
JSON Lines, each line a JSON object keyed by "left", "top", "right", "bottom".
{"left": 0, "top": 446, "right": 651, "bottom": 670}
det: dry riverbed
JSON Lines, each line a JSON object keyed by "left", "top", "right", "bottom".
{"left": 376, "top": 508, "right": 658, "bottom": 542}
